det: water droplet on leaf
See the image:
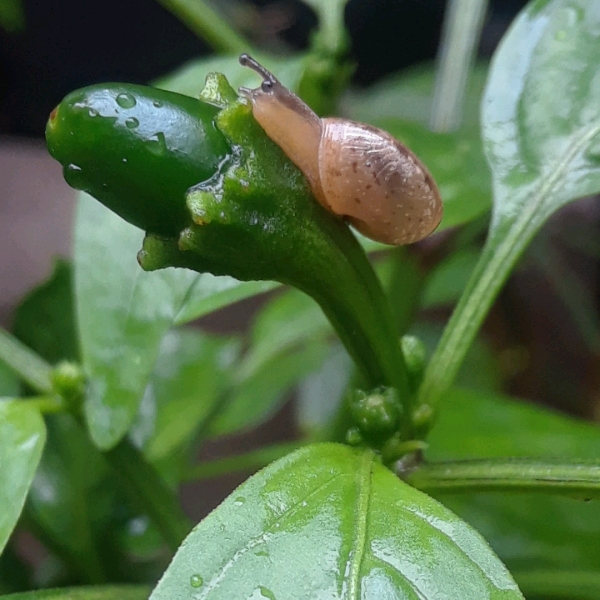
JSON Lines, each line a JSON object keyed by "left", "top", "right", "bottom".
{"left": 190, "top": 574, "right": 203, "bottom": 588}
{"left": 147, "top": 132, "right": 167, "bottom": 156}
{"left": 125, "top": 117, "right": 140, "bottom": 129}
{"left": 116, "top": 92, "right": 137, "bottom": 109}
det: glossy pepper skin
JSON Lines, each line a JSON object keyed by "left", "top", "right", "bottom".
{"left": 46, "top": 83, "right": 231, "bottom": 237}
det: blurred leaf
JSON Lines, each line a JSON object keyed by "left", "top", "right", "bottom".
{"left": 529, "top": 235, "right": 600, "bottom": 353}
{"left": 208, "top": 340, "right": 329, "bottom": 436}
{"left": 0, "top": 0, "right": 24, "bottom": 33}
{"left": 0, "top": 363, "right": 18, "bottom": 397}
{"left": 150, "top": 443, "right": 522, "bottom": 599}
{"left": 239, "top": 289, "right": 330, "bottom": 378}
{"left": 0, "top": 585, "right": 150, "bottom": 600}
{"left": 414, "top": 322, "right": 502, "bottom": 394}
{"left": 173, "top": 276, "right": 276, "bottom": 325}
{"left": 0, "top": 545, "right": 30, "bottom": 594}
{"left": 26, "top": 415, "right": 112, "bottom": 583}
{"left": 380, "top": 118, "right": 492, "bottom": 232}
{"left": 296, "top": 343, "right": 352, "bottom": 436}
{"left": 206, "top": 289, "right": 333, "bottom": 436}
{"left": 419, "top": 0, "right": 600, "bottom": 407}
{"left": 155, "top": 53, "right": 307, "bottom": 99}
{"left": 12, "top": 260, "right": 78, "bottom": 364}
{"left": 422, "top": 248, "right": 480, "bottom": 308}
{"left": 346, "top": 62, "right": 488, "bottom": 135}
{"left": 130, "top": 328, "right": 240, "bottom": 462}
{"left": 427, "top": 387, "right": 600, "bottom": 575}
{"left": 0, "top": 400, "right": 46, "bottom": 554}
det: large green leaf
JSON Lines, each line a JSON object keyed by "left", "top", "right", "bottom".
{"left": 75, "top": 194, "right": 200, "bottom": 449}
{"left": 419, "top": 0, "right": 600, "bottom": 407}
{"left": 150, "top": 443, "right": 522, "bottom": 599}
{"left": 0, "top": 585, "right": 150, "bottom": 600}
{"left": 0, "top": 401, "right": 46, "bottom": 554}
{"left": 427, "top": 387, "right": 600, "bottom": 584}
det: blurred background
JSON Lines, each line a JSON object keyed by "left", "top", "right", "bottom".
{"left": 4, "top": 0, "right": 600, "bottom": 525}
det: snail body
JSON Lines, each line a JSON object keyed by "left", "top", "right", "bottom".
{"left": 239, "top": 54, "right": 442, "bottom": 245}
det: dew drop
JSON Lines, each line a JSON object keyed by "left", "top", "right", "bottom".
{"left": 122, "top": 158, "right": 128, "bottom": 163}
{"left": 190, "top": 574, "right": 203, "bottom": 588}
{"left": 153, "top": 100, "right": 163, "bottom": 108}
{"left": 116, "top": 92, "right": 137, "bottom": 109}
{"left": 234, "top": 496, "right": 246, "bottom": 506}
{"left": 147, "top": 132, "right": 167, "bottom": 156}
{"left": 88, "top": 108, "right": 99, "bottom": 117}
{"left": 125, "top": 117, "right": 140, "bottom": 129}
{"left": 65, "top": 164, "right": 86, "bottom": 190}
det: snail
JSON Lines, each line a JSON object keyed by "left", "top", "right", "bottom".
{"left": 238, "top": 54, "right": 443, "bottom": 245}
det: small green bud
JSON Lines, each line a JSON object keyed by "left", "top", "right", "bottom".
{"left": 400, "top": 334, "right": 427, "bottom": 391}
{"left": 348, "top": 386, "right": 402, "bottom": 444}
{"left": 51, "top": 361, "right": 85, "bottom": 410}
{"left": 345, "top": 427, "right": 364, "bottom": 446}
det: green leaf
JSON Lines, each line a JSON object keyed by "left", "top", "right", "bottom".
{"left": 0, "top": 585, "right": 150, "bottom": 600}
{"left": 130, "top": 328, "right": 240, "bottom": 462}
{"left": 155, "top": 54, "right": 307, "bottom": 99}
{"left": 427, "top": 387, "right": 600, "bottom": 575}
{"left": 173, "top": 277, "right": 276, "bottom": 325}
{"left": 12, "top": 260, "right": 78, "bottom": 364}
{"left": 419, "top": 0, "right": 600, "bottom": 408}
{"left": 25, "top": 415, "right": 112, "bottom": 583}
{"left": 0, "top": 400, "right": 46, "bottom": 554}
{"left": 422, "top": 248, "right": 480, "bottom": 308}
{"left": 150, "top": 443, "right": 522, "bottom": 599}
{"left": 238, "top": 289, "right": 330, "bottom": 378}
{"left": 347, "top": 63, "right": 488, "bottom": 135}
{"left": 75, "top": 194, "right": 200, "bottom": 449}
{"left": 378, "top": 119, "right": 492, "bottom": 232}
{"left": 208, "top": 341, "right": 329, "bottom": 437}
{"left": 0, "top": 363, "right": 18, "bottom": 397}
{"left": 296, "top": 344, "right": 352, "bottom": 436}
{"left": 205, "top": 289, "right": 332, "bottom": 437}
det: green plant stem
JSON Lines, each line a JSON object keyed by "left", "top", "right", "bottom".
{"left": 404, "top": 458, "right": 600, "bottom": 498}
{"left": 22, "top": 395, "right": 65, "bottom": 413}
{"left": 183, "top": 442, "right": 303, "bottom": 482}
{"left": 0, "top": 326, "right": 52, "bottom": 393}
{"left": 513, "top": 570, "right": 600, "bottom": 600}
{"left": 104, "top": 440, "right": 191, "bottom": 551}
{"left": 155, "top": 0, "right": 250, "bottom": 55}
{"left": 430, "top": 0, "right": 489, "bottom": 132}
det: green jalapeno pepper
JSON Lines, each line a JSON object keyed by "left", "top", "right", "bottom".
{"left": 46, "top": 83, "right": 230, "bottom": 237}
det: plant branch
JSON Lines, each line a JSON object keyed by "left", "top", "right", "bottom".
{"left": 155, "top": 0, "right": 250, "bottom": 55}
{"left": 403, "top": 458, "right": 600, "bottom": 498}
{"left": 0, "top": 326, "right": 52, "bottom": 394}
{"left": 430, "top": 0, "right": 489, "bottom": 132}
{"left": 183, "top": 442, "right": 303, "bottom": 482}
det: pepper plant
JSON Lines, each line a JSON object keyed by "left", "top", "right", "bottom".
{"left": 1, "top": 0, "right": 600, "bottom": 598}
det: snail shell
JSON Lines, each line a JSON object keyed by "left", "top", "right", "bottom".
{"left": 238, "top": 54, "right": 442, "bottom": 245}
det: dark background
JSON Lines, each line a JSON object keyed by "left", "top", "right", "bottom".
{"left": 1, "top": 0, "right": 526, "bottom": 137}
